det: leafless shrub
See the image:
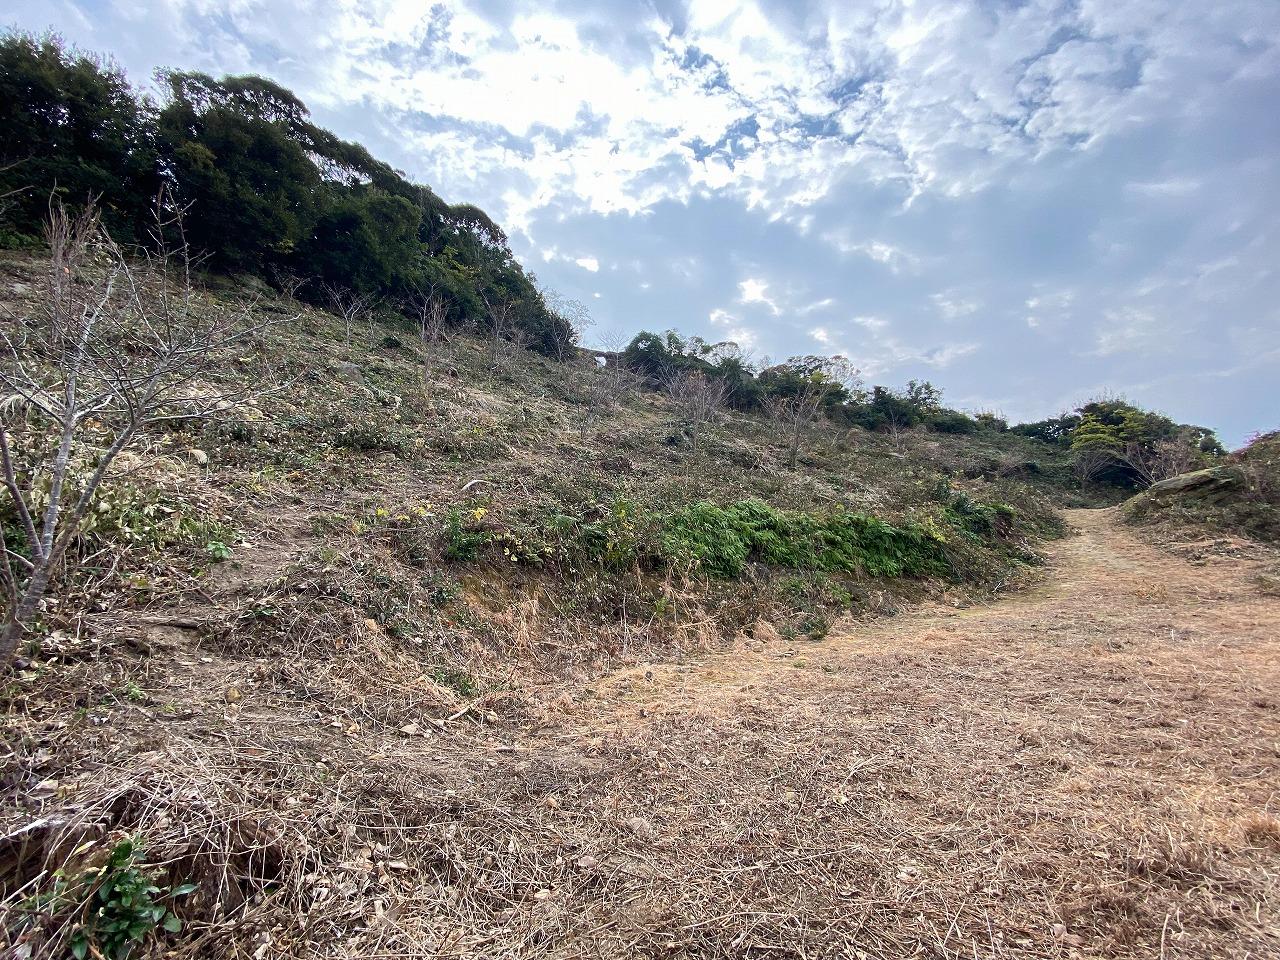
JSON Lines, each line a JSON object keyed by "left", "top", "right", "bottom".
{"left": 764, "top": 391, "right": 824, "bottom": 470}
{"left": 664, "top": 371, "right": 727, "bottom": 454}
{"left": 321, "top": 283, "right": 376, "bottom": 346}
{"left": 1073, "top": 448, "right": 1115, "bottom": 489}
{"left": 405, "top": 283, "right": 450, "bottom": 388}
{"left": 578, "top": 347, "right": 637, "bottom": 440}
{"left": 0, "top": 199, "right": 291, "bottom": 664}
{"left": 480, "top": 291, "right": 519, "bottom": 367}
{"left": 762, "top": 359, "right": 859, "bottom": 469}
{"left": 884, "top": 411, "right": 912, "bottom": 455}
{"left": 267, "top": 266, "right": 309, "bottom": 301}
{"left": 540, "top": 286, "right": 592, "bottom": 362}
{"left": 1118, "top": 432, "right": 1206, "bottom": 487}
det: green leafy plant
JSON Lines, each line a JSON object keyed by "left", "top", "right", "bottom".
{"left": 430, "top": 667, "right": 479, "bottom": 696}
{"left": 22, "top": 837, "right": 196, "bottom": 960}
{"left": 442, "top": 508, "right": 490, "bottom": 562}
{"left": 660, "top": 499, "right": 951, "bottom": 579}
{"left": 205, "top": 540, "right": 234, "bottom": 561}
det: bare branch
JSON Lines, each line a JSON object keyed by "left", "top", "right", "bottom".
{"left": 406, "top": 282, "right": 451, "bottom": 389}
{"left": 322, "top": 283, "right": 376, "bottom": 346}
{"left": 0, "top": 196, "right": 294, "bottom": 665}
{"left": 664, "top": 371, "right": 727, "bottom": 454}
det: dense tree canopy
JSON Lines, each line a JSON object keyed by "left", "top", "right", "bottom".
{"left": 0, "top": 35, "right": 159, "bottom": 244}
{"left": 0, "top": 33, "right": 573, "bottom": 356}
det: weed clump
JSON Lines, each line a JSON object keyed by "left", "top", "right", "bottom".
{"left": 440, "top": 496, "right": 968, "bottom": 582}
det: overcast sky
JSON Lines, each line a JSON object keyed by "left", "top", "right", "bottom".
{"left": 10, "top": 0, "right": 1279, "bottom": 445}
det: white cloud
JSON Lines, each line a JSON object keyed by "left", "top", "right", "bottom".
{"left": 931, "top": 293, "right": 980, "bottom": 320}
{"left": 797, "top": 297, "right": 836, "bottom": 315}
{"left": 1092, "top": 307, "right": 1168, "bottom": 356}
{"left": 737, "top": 277, "right": 781, "bottom": 314}
{"left": 709, "top": 307, "right": 737, "bottom": 326}
{"left": 824, "top": 232, "right": 920, "bottom": 274}
{"left": 1128, "top": 178, "right": 1201, "bottom": 197}
{"left": 50, "top": 0, "right": 1280, "bottom": 237}
{"left": 574, "top": 256, "right": 600, "bottom": 272}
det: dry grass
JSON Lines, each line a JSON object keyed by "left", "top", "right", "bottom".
{"left": 4, "top": 509, "right": 1278, "bottom": 958}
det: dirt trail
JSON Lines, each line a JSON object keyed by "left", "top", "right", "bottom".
{"left": 478, "top": 508, "right": 1280, "bottom": 958}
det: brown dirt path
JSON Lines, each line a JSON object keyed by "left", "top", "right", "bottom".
{"left": 465, "top": 508, "right": 1280, "bottom": 959}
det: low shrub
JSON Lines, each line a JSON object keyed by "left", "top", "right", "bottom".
{"left": 660, "top": 499, "right": 950, "bottom": 579}
{"left": 435, "top": 493, "right": 1042, "bottom": 586}
{"left": 333, "top": 423, "right": 411, "bottom": 456}
{"left": 442, "top": 508, "right": 490, "bottom": 562}
{"left": 928, "top": 410, "right": 979, "bottom": 434}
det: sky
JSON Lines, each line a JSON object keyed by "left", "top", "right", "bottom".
{"left": 9, "top": 0, "right": 1279, "bottom": 446}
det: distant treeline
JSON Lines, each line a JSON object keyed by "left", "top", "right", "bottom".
{"left": 619, "top": 329, "right": 1224, "bottom": 487}
{"left": 0, "top": 33, "right": 572, "bottom": 354}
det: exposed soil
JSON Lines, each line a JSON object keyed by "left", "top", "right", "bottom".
{"left": 5, "top": 509, "right": 1279, "bottom": 958}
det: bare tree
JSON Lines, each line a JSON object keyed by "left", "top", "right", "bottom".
{"left": 884, "top": 409, "right": 910, "bottom": 455}
{"left": 480, "top": 291, "right": 519, "bottom": 367}
{"left": 406, "top": 282, "right": 450, "bottom": 388}
{"left": 322, "top": 283, "right": 375, "bottom": 346}
{"left": 577, "top": 333, "right": 637, "bottom": 439}
{"left": 762, "top": 357, "right": 860, "bottom": 469}
{"left": 540, "top": 286, "right": 592, "bottom": 362}
{"left": 0, "top": 200, "right": 290, "bottom": 664}
{"left": 664, "top": 371, "right": 727, "bottom": 454}
{"left": 764, "top": 391, "right": 825, "bottom": 470}
{"left": 1117, "top": 432, "right": 1206, "bottom": 487}
{"left": 268, "top": 265, "right": 309, "bottom": 301}
{"left": 1072, "top": 448, "right": 1115, "bottom": 489}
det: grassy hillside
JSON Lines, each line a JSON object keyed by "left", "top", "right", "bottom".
{"left": 0, "top": 246, "right": 1082, "bottom": 677}
{"left": 13, "top": 214, "right": 1265, "bottom": 957}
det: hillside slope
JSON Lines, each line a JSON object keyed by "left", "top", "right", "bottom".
{"left": 0, "top": 248, "right": 1079, "bottom": 683}
{"left": 1125, "top": 431, "right": 1280, "bottom": 543}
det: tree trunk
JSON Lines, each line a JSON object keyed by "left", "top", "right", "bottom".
{"left": 1, "top": 565, "right": 51, "bottom": 665}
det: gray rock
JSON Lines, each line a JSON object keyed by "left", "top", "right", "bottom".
{"left": 1143, "top": 465, "right": 1245, "bottom": 503}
